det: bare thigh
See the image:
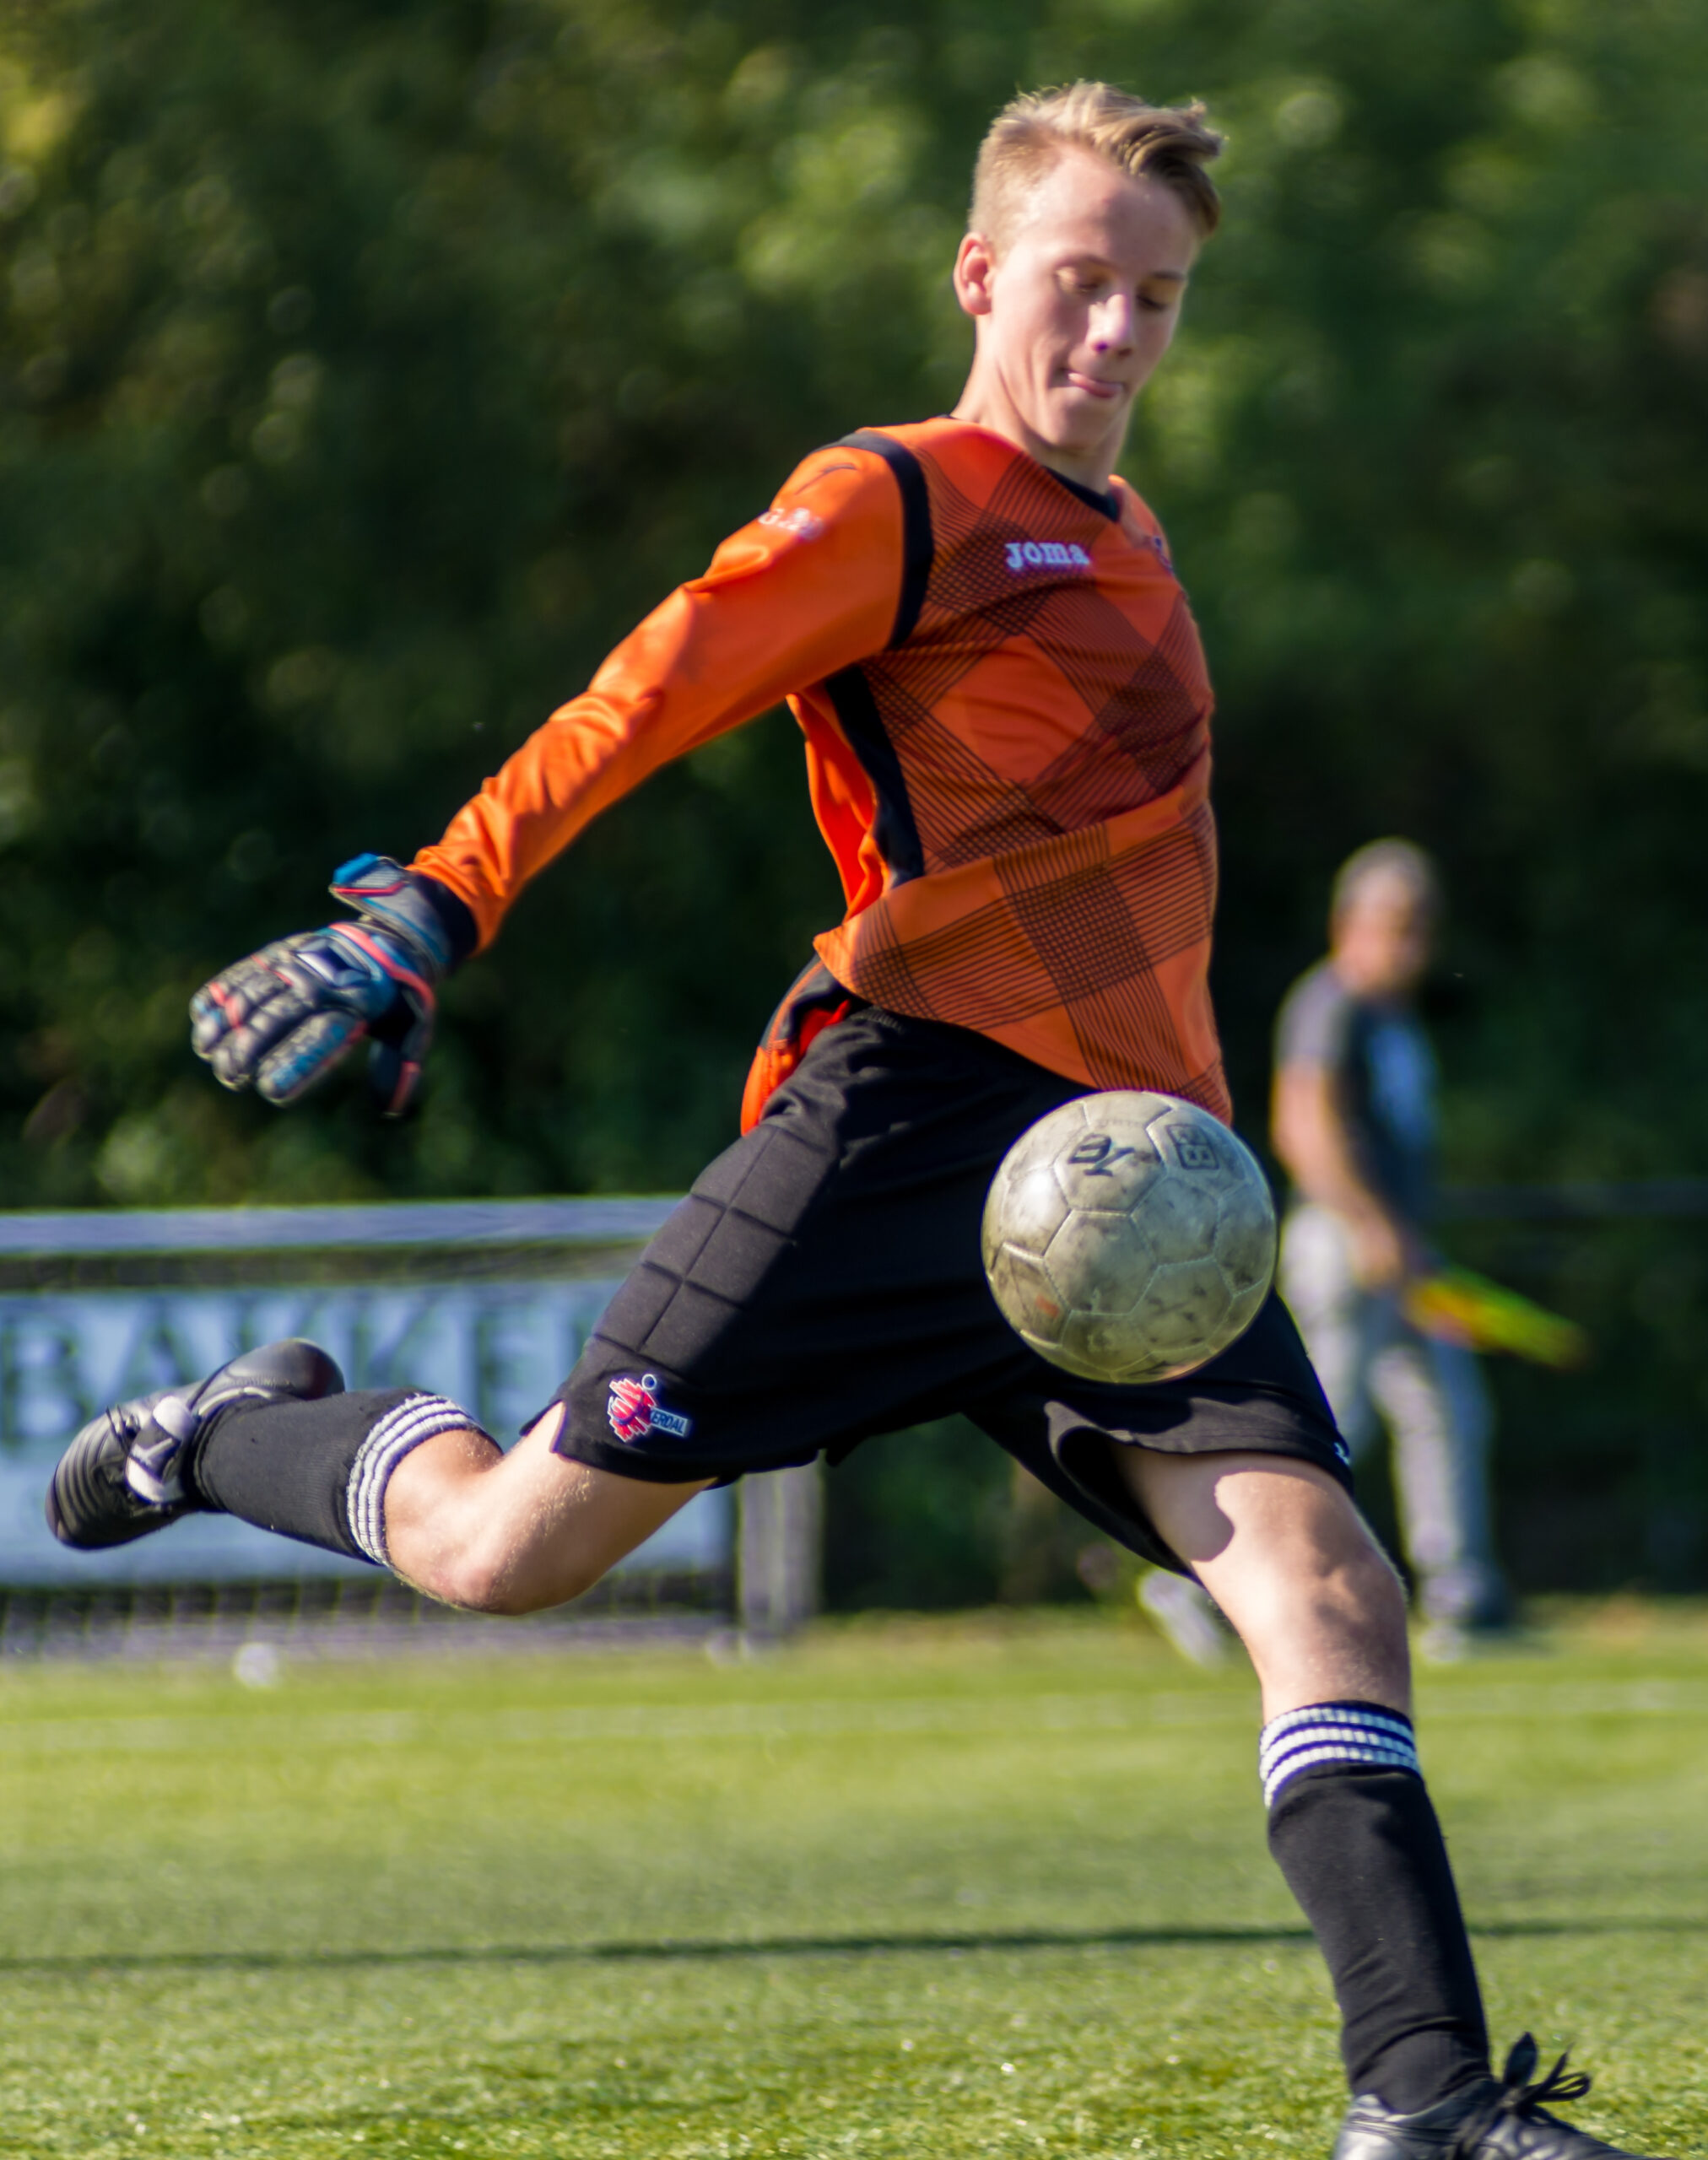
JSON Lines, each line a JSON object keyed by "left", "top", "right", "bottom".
{"left": 382, "top": 1405, "right": 715, "bottom": 1615}
{"left": 1116, "top": 1448, "right": 1411, "bottom": 1721}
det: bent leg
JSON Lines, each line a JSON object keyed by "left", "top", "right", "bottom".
{"left": 381, "top": 1405, "right": 713, "bottom": 1614}
{"left": 1114, "top": 1448, "right": 1409, "bottom": 1717}
{"left": 188, "top": 1384, "right": 711, "bottom": 1617}
{"left": 1113, "top": 1447, "right": 1487, "bottom": 2113}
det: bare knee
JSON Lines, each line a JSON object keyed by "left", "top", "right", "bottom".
{"left": 1235, "top": 1524, "right": 1410, "bottom": 1714}
{"left": 1311, "top": 1531, "right": 1408, "bottom": 1656}
{"left": 416, "top": 1540, "right": 607, "bottom": 1617}
{"left": 1128, "top": 1452, "right": 1413, "bottom": 1714}
{"left": 1240, "top": 1489, "right": 1405, "bottom": 1624}
{"left": 381, "top": 1418, "right": 709, "bottom": 1616}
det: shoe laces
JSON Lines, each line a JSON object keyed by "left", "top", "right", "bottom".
{"left": 1451, "top": 2034, "right": 1592, "bottom": 2156}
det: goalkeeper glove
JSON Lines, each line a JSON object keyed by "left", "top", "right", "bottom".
{"left": 189, "top": 854, "right": 468, "bottom": 1115}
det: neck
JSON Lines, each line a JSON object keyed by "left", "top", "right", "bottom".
{"left": 952, "top": 366, "right": 1122, "bottom": 491}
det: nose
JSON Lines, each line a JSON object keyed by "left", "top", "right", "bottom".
{"left": 1089, "top": 289, "right": 1137, "bottom": 353}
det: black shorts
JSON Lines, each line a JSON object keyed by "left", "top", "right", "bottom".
{"left": 552, "top": 1006, "right": 1350, "bottom": 1571}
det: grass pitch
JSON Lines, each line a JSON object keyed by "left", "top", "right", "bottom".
{"left": 0, "top": 1604, "right": 1705, "bottom": 2159}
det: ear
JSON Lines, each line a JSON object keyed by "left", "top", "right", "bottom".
{"left": 953, "top": 230, "right": 997, "bottom": 319}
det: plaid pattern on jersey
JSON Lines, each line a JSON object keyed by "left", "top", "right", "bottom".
{"left": 811, "top": 420, "right": 1230, "bottom": 1121}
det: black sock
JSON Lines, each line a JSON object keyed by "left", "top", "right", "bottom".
{"left": 188, "top": 1390, "right": 482, "bottom": 1565}
{"left": 1262, "top": 1702, "right": 1489, "bottom": 2113}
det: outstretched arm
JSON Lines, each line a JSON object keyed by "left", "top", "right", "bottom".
{"left": 412, "top": 447, "right": 902, "bottom": 949}
{"left": 191, "top": 445, "right": 905, "bottom": 1110}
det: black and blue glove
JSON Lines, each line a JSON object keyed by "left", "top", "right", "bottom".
{"left": 190, "top": 855, "right": 473, "bottom": 1115}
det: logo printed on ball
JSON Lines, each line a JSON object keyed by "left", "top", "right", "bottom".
{"left": 1068, "top": 1134, "right": 1138, "bottom": 1177}
{"left": 1162, "top": 1128, "right": 1220, "bottom": 1172}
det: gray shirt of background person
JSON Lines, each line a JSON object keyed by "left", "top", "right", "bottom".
{"left": 1273, "top": 961, "right": 1438, "bottom": 1226}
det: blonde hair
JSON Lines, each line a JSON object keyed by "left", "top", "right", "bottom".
{"left": 970, "top": 82, "right": 1224, "bottom": 253}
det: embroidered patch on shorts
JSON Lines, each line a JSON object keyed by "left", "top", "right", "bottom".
{"left": 607, "top": 1373, "right": 693, "bottom": 1443}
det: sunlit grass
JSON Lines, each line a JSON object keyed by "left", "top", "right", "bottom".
{"left": 0, "top": 1603, "right": 1703, "bottom": 2157}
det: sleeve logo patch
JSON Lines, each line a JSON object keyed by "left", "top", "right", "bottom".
{"left": 608, "top": 1373, "right": 694, "bottom": 1443}
{"left": 1005, "top": 539, "right": 1092, "bottom": 573}
{"left": 759, "top": 505, "right": 825, "bottom": 541}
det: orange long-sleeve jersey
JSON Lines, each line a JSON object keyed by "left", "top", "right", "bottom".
{"left": 413, "top": 417, "right": 1230, "bottom": 1129}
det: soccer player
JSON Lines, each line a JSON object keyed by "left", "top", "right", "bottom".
{"left": 47, "top": 85, "right": 1663, "bottom": 2159}
{"left": 1273, "top": 840, "right": 1509, "bottom": 1656}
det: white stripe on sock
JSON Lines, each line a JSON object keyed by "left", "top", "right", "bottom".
{"left": 1260, "top": 1706, "right": 1414, "bottom": 1769}
{"left": 1260, "top": 1702, "right": 1415, "bottom": 1748}
{"left": 345, "top": 1395, "right": 486, "bottom": 1566}
{"left": 1259, "top": 1709, "right": 1414, "bottom": 1774}
{"left": 1260, "top": 1702, "right": 1419, "bottom": 1806}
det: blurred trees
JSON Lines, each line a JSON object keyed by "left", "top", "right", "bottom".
{"left": 3, "top": 0, "right": 1706, "bottom": 1205}
{"left": 2, "top": 0, "right": 1706, "bottom": 1580}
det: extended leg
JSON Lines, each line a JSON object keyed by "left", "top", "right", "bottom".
{"left": 192, "top": 1390, "right": 709, "bottom": 1613}
{"left": 375, "top": 1405, "right": 711, "bottom": 1612}
{"left": 49, "top": 1342, "right": 711, "bottom": 1616}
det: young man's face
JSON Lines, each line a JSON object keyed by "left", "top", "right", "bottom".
{"left": 953, "top": 148, "right": 1199, "bottom": 486}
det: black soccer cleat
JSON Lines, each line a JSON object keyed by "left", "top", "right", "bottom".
{"left": 1333, "top": 2035, "right": 1674, "bottom": 2159}
{"left": 46, "top": 1339, "right": 344, "bottom": 1551}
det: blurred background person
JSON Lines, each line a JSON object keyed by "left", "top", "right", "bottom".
{"left": 1271, "top": 839, "right": 1509, "bottom": 1655}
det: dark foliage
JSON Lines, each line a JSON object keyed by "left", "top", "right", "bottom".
{"left": 3, "top": 0, "right": 1706, "bottom": 1590}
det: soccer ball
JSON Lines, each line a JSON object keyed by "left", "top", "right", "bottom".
{"left": 981, "top": 1092, "right": 1277, "bottom": 1385}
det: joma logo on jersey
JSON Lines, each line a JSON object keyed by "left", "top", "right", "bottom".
{"left": 1005, "top": 539, "right": 1093, "bottom": 574}
{"left": 607, "top": 1373, "right": 693, "bottom": 1443}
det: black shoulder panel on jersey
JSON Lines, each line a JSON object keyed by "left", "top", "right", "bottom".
{"left": 835, "top": 429, "right": 933, "bottom": 648}
{"left": 823, "top": 664, "right": 926, "bottom": 888}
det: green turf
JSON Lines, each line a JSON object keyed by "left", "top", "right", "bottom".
{"left": 1, "top": 1602, "right": 1705, "bottom": 2158}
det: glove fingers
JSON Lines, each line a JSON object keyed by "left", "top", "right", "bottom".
{"left": 192, "top": 888, "right": 443, "bottom": 1114}
{"left": 254, "top": 1011, "right": 369, "bottom": 1105}
{"left": 191, "top": 945, "right": 310, "bottom": 1055}
{"left": 203, "top": 1002, "right": 316, "bottom": 1092}
{"left": 199, "top": 972, "right": 333, "bottom": 1092}
{"left": 193, "top": 931, "right": 405, "bottom": 1094}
